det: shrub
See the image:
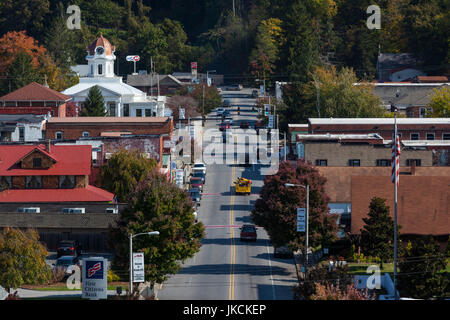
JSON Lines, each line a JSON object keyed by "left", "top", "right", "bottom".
{"left": 107, "top": 270, "right": 120, "bottom": 282}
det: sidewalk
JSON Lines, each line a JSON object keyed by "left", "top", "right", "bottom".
{"left": 14, "top": 288, "right": 120, "bottom": 299}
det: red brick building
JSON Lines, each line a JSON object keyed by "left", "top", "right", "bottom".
{"left": 45, "top": 116, "right": 173, "bottom": 140}
{"left": 0, "top": 82, "right": 71, "bottom": 117}
{"left": 308, "top": 118, "right": 450, "bottom": 141}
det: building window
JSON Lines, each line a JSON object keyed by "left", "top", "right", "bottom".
{"left": 376, "top": 159, "right": 391, "bottom": 167}
{"left": 406, "top": 159, "right": 422, "bottom": 166}
{"left": 420, "top": 107, "right": 426, "bottom": 118}
{"left": 136, "top": 109, "right": 142, "bottom": 117}
{"left": 348, "top": 159, "right": 360, "bottom": 167}
{"left": 82, "top": 131, "right": 90, "bottom": 137}
{"left": 426, "top": 133, "right": 435, "bottom": 140}
{"left": 410, "top": 133, "right": 419, "bottom": 140}
{"left": 442, "top": 133, "right": 450, "bottom": 140}
{"left": 33, "top": 158, "right": 42, "bottom": 168}
{"left": 145, "top": 109, "right": 151, "bottom": 117}
{"left": 19, "top": 127, "right": 25, "bottom": 142}
{"left": 59, "top": 175, "right": 75, "bottom": 189}
{"left": 0, "top": 176, "right": 11, "bottom": 189}
{"left": 123, "top": 104, "right": 130, "bottom": 117}
{"left": 109, "top": 103, "right": 116, "bottom": 117}
{"left": 56, "top": 131, "right": 63, "bottom": 140}
{"left": 98, "top": 64, "right": 103, "bottom": 75}
{"left": 62, "top": 208, "right": 85, "bottom": 214}
{"left": 26, "top": 176, "right": 42, "bottom": 189}
{"left": 315, "top": 159, "right": 328, "bottom": 166}
{"left": 152, "top": 111, "right": 156, "bottom": 117}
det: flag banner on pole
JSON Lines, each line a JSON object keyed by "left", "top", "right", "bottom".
{"left": 391, "top": 134, "right": 401, "bottom": 186}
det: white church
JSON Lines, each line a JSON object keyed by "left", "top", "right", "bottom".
{"left": 63, "top": 33, "right": 165, "bottom": 117}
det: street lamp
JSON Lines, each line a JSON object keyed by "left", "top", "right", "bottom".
{"left": 129, "top": 231, "right": 160, "bottom": 294}
{"left": 284, "top": 183, "right": 310, "bottom": 271}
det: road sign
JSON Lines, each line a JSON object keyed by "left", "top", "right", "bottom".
{"left": 133, "top": 252, "right": 145, "bottom": 283}
{"left": 297, "top": 208, "right": 306, "bottom": 232}
{"left": 82, "top": 257, "right": 107, "bottom": 300}
{"left": 191, "top": 62, "right": 198, "bottom": 69}
{"left": 268, "top": 115, "right": 274, "bottom": 129}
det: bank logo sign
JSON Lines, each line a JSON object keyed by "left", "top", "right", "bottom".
{"left": 82, "top": 257, "right": 107, "bottom": 300}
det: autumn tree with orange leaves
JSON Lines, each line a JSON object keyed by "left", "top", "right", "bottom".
{"left": 0, "top": 31, "right": 77, "bottom": 94}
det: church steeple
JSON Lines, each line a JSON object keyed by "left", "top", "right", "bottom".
{"left": 86, "top": 33, "right": 116, "bottom": 78}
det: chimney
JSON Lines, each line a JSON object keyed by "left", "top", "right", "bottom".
{"left": 46, "top": 139, "right": 51, "bottom": 153}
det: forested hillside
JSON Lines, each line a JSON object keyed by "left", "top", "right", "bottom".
{"left": 0, "top": 0, "right": 448, "bottom": 88}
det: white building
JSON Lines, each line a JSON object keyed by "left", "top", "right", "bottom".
{"left": 0, "top": 114, "right": 48, "bottom": 142}
{"left": 62, "top": 33, "right": 165, "bottom": 117}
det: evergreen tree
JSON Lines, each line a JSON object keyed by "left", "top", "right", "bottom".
{"left": 360, "top": 197, "right": 399, "bottom": 269}
{"left": 398, "top": 236, "right": 449, "bottom": 299}
{"left": 80, "top": 85, "right": 106, "bottom": 116}
{"left": 0, "top": 51, "right": 39, "bottom": 95}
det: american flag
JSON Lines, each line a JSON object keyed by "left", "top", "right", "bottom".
{"left": 391, "top": 133, "right": 401, "bottom": 186}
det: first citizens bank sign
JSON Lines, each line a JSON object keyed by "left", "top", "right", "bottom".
{"left": 82, "top": 257, "right": 107, "bottom": 300}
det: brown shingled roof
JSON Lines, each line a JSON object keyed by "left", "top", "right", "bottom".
{"left": 0, "top": 82, "right": 71, "bottom": 102}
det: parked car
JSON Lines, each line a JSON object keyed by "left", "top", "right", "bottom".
{"left": 189, "top": 188, "right": 201, "bottom": 206}
{"left": 56, "top": 240, "right": 82, "bottom": 258}
{"left": 223, "top": 109, "right": 230, "bottom": 117}
{"left": 240, "top": 121, "right": 250, "bottom": 129}
{"left": 251, "top": 89, "right": 258, "bottom": 98}
{"left": 216, "top": 107, "right": 224, "bottom": 116}
{"left": 273, "top": 246, "right": 293, "bottom": 258}
{"left": 193, "top": 162, "right": 206, "bottom": 174}
{"left": 192, "top": 171, "right": 206, "bottom": 184}
{"left": 190, "top": 177, "right": 204, "bottom": 192}
{"left": 54, "top": 256, "right": 80, "bottom": 277}
{"left": 219, "top": 122, "right": 231, "bottom": 131}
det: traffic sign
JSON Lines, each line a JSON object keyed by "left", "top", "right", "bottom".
{"left": 268, "top": 115, "right": 274, "bottom": 129}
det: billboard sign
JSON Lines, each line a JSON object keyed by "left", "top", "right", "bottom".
{"left": 126, "top": 55, "right": 140, "bottom": 62}
{"left": 190, "top": 62, "right": 198, "bottom": 69}
{"left": 133, "top": 253, "right": 145, "bottom": 283}
{"left": 82, "top": 257, "right": 107, "bottom": 300}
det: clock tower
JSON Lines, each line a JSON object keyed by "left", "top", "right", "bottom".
{"left": 86, "top": 33, "right": 116, "bottom": 78}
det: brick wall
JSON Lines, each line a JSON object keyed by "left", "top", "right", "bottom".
{"left": 351, "top": 175, "right": 450, "bottom": 236}
{"left": 309, "top": 123, "right": 450, "bottom": 140}
{"left": 46, "top": 119, "right": 173, "bottom": 140}
{"left": 305, "top": 142, "right": 433, "bottom": 166}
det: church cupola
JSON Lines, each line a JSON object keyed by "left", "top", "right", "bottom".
{"left": 86, "top": 33, "right": 116, "bottom": 78}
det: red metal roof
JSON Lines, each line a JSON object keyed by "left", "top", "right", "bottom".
{"left": 0, "top": 185, "right": 114, "bottom": 203}
{"left": 0, "top": 144, "right": 91, "bottom": 176}
{"left": 0, "top": 82, "right": 71, "bottom": 102}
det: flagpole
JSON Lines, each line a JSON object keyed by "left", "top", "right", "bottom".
{"left": 393, "top": 110, "right": 398, "bottom": 300}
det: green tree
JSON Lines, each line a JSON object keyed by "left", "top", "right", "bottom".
{"left": 251, "top": 160, "right": 338, "bottom": 251}
{"left": 426, "top": 86, "right": 450, "bottom": 118}
{"left": 302, "top": 66, "right": 385, "bottom": 118}
{"left": 0, "top": 227, "right": 51, "bottom": 291}
{"left": 97, "top": 148, "right": 157, "bottom": 203}
{"left": 108, "top": 170, "right": 205, "bottom": 289}
{"left": 176, "top": 84, "right": 222, "bottom": 116}
{"left": 360, "top": 197, "right": 399, "bottom": 269}
{"left": 0, "top": 51, "right": 39, "bottom": 95}
{"left": 80, "top": 85, "right": 106, "bottom": 116}
{"left": 398, "top": 236, "right": 449, "bottom": 299}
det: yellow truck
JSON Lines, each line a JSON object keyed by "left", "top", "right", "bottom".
{"left": 234, "top": 177, "right": 251, "bottom": 195}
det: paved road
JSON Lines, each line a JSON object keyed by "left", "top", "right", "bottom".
{"left": 157, "top": 89, "right": 297, "bottom": 300}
